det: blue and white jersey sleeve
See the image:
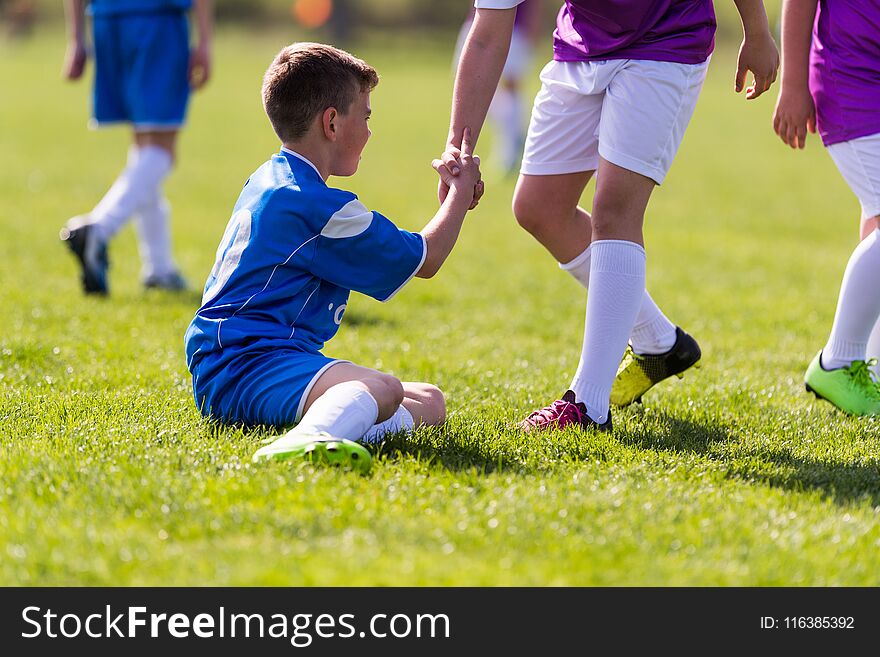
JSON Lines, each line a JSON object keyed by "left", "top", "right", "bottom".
{"left": 309, "top": 192, "right": 426, "bottom": 302}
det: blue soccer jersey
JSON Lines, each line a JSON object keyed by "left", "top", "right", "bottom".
{"left": 89, "top": 0, "right": 192, "bottom": 16}
{"left": 185, "top": 149, "right": 427, "bottom": 373}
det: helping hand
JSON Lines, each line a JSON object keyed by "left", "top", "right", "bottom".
{"left": 434, "top": 127, "right": 485, "bottom": 210}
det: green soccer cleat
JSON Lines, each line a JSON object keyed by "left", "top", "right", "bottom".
{"left": 804, "top": 352, "right": 880, "bottom": 416}
{"left": 610, "top": 327, "right": 702, "bottom": 407}
{"left": 252, "top": 431, "right": 372, "bottom": 474}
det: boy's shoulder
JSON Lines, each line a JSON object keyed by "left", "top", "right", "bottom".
{"left": 245, "top": 151, "right": 371, "bottom": 233}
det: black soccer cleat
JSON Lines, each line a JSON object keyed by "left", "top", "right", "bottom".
{"left": 60, "top": 216, "right": 109, "bottom": 295}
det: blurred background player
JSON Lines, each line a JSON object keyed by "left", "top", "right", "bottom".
{"left": 453, "top": 0, "right": 542, "bottom": 176}
{"left": 773, "top": 0, "right": 880, "bottom": 415}
{"left": 59, "top": 0, "right": 213, "bottom": 294}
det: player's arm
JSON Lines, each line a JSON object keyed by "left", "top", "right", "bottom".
{"left": 62, "top": 0, "right": 87, "bottom": 80}
{"left": 420, "top": 129, "right": 482, "bottom": 278}
{"left": 189, "top": 0, "right": 214, "bottom": 89}
{"left": 437, "top": 4, "right": 517, "bottom": 204}
{"left": 524, "top": 0, "right": 546, "bottom": 45}
{"left": 772, "top": 0, "right": 818, "bottom": 149}
{"left": 731, "top": 0, "right": 780, "bottom": 99}
{"left": 446, "top": 6, "right": 516, "bottom": 153}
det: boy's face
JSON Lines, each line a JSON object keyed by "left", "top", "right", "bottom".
{"left": 332, "top": 90, "right": 372, "bottom": 177}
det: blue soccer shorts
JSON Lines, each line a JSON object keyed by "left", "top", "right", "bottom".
{"left": 191, "top": 346, "right": 346, "bottom": 428}
{"left": 91, "top": 11, "right": 191, "bottom": 130}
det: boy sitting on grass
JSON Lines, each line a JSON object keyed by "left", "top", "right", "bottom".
{"left": 184, "top": 43, "right": 481, "bottom": 473}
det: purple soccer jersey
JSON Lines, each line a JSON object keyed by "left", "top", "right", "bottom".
{"left": 475, "top": 0, "right": 716, "bottom": 64}
{"left": 809, "top": 0, "right": 880, "bottom": 146}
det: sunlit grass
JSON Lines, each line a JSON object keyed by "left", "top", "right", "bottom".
{"left": 1, "top": 28, "right": 878, "bottom": 586}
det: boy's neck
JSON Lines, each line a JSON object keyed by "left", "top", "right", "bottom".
{"left": 282, "top": 138, "right": 331, "bottom": 181}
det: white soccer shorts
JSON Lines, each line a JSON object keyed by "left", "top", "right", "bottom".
{"left": 521, "top": 57, "right": 710, "bottom": 184}
{"left": 827, "top": 132, "right": 880, "bottom": 220}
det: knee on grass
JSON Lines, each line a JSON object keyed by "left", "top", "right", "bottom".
{"left": 406, "top": 383, "right": 446, "bottom": 427}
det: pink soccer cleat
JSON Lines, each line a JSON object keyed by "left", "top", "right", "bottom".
{"left": 518, "top": 390, "right": 612, "bottom": 433}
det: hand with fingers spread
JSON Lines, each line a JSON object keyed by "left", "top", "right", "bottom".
{"left": 433, "top": 127, "right": 484, "bottom": 211}
{"left": 735, "top": 28, "right": 780, "bottom": 100}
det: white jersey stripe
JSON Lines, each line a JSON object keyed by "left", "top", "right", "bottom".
{"left": 320, "top": 199, "right": 374, "bottom": 239}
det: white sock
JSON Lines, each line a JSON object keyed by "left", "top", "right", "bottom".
{"left": 570, "top": 240, "right": 646, "bottom": 423}
{"left": 360, "top": 405, "right": 415, "bottom": 444}
{"left": 867, "top": 319, "right": 880, "bottom": 377}
{"left": 860, "top": 218, "right": 880, "bottom": 377}
{"left": 91, "top": 145, "right": 173, "bottom": 242}
{"left": 630, "top": 291, "right": 677, "bottom": 355}
{"left": 822, "top": 229, "right": 880, "bottom": 369}
{"left": 559, "top": 243, "right": 593, "bottom": 288}
{"left": 135, "top": 195, "right": 177, "bottom": 279}
{"left": 88, "top": 146, "right": 139, "bottom": 235}
{"left": 560, "top": 245, "right": 675, "bottom": 355}
{"left": 291, "top": 383, "right": 379, "bottom": 441}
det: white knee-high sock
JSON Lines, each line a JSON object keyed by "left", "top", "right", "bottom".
{"left": 89, "top": 145, "right": 139, "bottom": 230}
{"left": 560, "top": 245, "right": 674, "bottom": 355}
{"left": 867, "top": 320, "right": 880, "bottom": 377}
{"left": 291, "top": 383, "right": 379, "bottom": 441}
{"left": 91, "top": 145, "right": 173, "bottom": 242}
{"left": 570, "top": 240, "right": 646, "bottom": 423}
{"left": 360, "top": 405, "right": 415, "bottom": 444}
{"left": 860, "top": 217, "right": 880, "bottom": 376}
{"left": 630, "top": 291, "right": 677, "bottom": 355}
{"left": 823, "top": 229, "right": 880, "bottom": 369}
{"left": 559, "top": 243, "right": 593, "bottom": 288}
{"left": 135, "top": 195, "right": 177, "bottom": 279}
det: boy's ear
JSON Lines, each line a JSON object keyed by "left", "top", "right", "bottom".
{"left": 321, "top": 107, "right": 338, "bottom": 141}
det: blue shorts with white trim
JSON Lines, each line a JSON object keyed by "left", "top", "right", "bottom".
{"left": 91, "top": 11, "right": 191, "bottom": 130}
{"left": 191, "top": 344, "right": 341, "bottom": 429}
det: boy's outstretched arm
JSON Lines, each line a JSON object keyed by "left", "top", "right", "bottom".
{"left": 732, "top": 0, "right": 780, "bottom": 99}
{"left": 62, "top": 0, "right": 87, "bottom": 80}
{"left": 772, "top": 0, "right": 819, "bottom": 149}
{"left": 438, "top": 6, "right": 517, "bottom": 204}
{"left": 420, "top": 129, "right": 482, "bottom": 278}
{"left": 189, "top": 0, "right": 214, "bottom": 89}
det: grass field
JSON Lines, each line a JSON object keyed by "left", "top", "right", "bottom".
{"left": 1, "top": 27, "right": 879, "bottom": 586}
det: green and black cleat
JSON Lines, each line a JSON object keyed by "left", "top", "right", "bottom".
{"left": 610, "top": 327, "right": 701, "bottom": 407}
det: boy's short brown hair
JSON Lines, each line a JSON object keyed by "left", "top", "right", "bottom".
{"left": 262, "top": 42, "right": 379, "bottom": 143}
